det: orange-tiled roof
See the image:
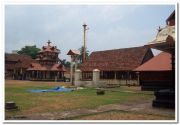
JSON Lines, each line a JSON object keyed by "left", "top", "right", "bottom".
{"left": 67, "top": 49, "right": 80, "bottom": 55}
{"left": 27, "top": 63, "right": 46, "bottom": 71}
{"left": 134, "top": 52, "right": 171, "bottom": 71}
{"left": 80, "top": 46, "right": 152, "bottom": 71}
{"left": 39, "top": 40, "right": 60, "bottom": 53}
{"left": 51, "top": 64, "right": 66, "bottom": 71}
{"left": 27, "top": 63, "right": 66, "bottom": 72}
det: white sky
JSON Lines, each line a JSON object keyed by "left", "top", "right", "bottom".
{"left": 5, "top": 4, "right": 175, "bottom": 61}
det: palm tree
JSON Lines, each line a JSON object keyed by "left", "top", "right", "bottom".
{"left": 78, "top": 46, "right": 89, "bottom": 63}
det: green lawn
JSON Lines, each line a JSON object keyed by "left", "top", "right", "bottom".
{"left": 5, "top": 80, "right": 154, "bottom": 117}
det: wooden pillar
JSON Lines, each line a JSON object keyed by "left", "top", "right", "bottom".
{"left": 20, "top": 68, "right": 23, "bottom": 80}
{"left": 55, "top": 72, "right": 57, "bottom": 82}
{"left": 126, "top": 72, "right": 128, "bottom": 85}
{"left": 42, "top": 71, "right": 43, "bottom": 79}
{"left": 57, "top": 72, "right": 59, "bottom": 79}
{"left": 44, "top": 71, "right": 45, "bottom": 79}
{"left": 46, "top": 71, "right": 48, "bottom": 79}
{"left": 171, "top": 49, "right": 175, "bottom": 89}
{"left": 36, "top": 71, "right": 38, "bottom": 79}
{"left": 40, "top": 71, "right": 42, "bottom": 79}
{"left": 13, "top": 69, "right": 15, "bottom": 80}
{"left": 114, "top": 71, "right": 116, "bottom": 80}
{"left": 32, "top": 71, "right": 34, "bottom": 80}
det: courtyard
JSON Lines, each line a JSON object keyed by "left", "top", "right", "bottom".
{"left": 5, "top": 80, "right": 175, "bottom": 120}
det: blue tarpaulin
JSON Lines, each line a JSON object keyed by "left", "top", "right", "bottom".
{"left": 28, "top": 87, "right": 73, "bottom": 93}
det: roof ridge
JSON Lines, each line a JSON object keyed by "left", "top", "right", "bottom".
{"left": 91, "top": 46, "right": 146, "bottom": 53}
{"left": 81, "top": 46, "right": 152, "bottom": 71}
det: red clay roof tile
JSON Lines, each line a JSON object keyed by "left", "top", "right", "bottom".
{"left": 134, "top": 52, "right": 172, "bottom": 71}
{"left": 80, "top": 46, "right": 151, "bottom": 71}
{"left": 5, "top": 53, "right": 35, "bottom": 69}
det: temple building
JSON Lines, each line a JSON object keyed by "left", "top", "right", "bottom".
{"left": 139, "top": 10, "right": 175, "bottom": 108}
{"left": 5, "top": 53, "right": 35, "bottom": 80}
{"left": 27, "top": 40, "right": 66, "bottom": 81}
{"left": 75, "top": 46, "right": 154, "bottom": 87}
{"left": 134, "top": 52, "right": 172, "bottom": 91}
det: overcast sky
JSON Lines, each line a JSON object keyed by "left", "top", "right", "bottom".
{"left": 5, "top": 5, "right": 175, "bottom": 61}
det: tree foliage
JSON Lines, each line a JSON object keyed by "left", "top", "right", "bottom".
{"left": 78, "top": 46, "right": 89, "bottom": 63}
{"left": 60, "top": 59, "right": 71, "bottom": 68}
{"left": 17, "top": 45, "right": 41, "bottom": 59}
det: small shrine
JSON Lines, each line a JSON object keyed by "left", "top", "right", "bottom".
{"left": 27, "top": 40, "right": 66, "bottom": 81}
{"left": 67, "top": 49, "right": 80, "bottom": 84}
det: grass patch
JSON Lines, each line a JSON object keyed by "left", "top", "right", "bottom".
{"left": 5, "top": 80, "right": 154, "bottom": 117}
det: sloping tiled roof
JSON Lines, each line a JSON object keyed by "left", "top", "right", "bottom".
{"left": 80, "top": 46, "right": 151, "bottom": 71}
{"left": 134, "top": 52, "right": 171, "bottom": 71}
{"left": 67, "top": 49, "right": 80, "bottom": 55}
{"left": 5, "top": 53, "right": 35, "bottom": 69}
{"left": 39, "top": 41, "right": 60, "bottom": 53}
{"left": 27, "top": 63, "right": 47, "bottom": 71}
{"left": 27, "top": 41, "right": 66, "bottom": 72}
{"left": 51, "top": 64, "right": 66, "bottom": 71}
{"left": 27, "top": 63, "right": 66, "bottom": 72}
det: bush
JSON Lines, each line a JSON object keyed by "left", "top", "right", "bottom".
{"left": 96, "top": 89, "right": 105, "bottom": 95}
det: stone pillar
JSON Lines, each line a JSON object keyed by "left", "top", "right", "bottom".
{"left": 136, "top": 72, "right": 140, "bottom": 85}
{"left": 93, "top": 69, "right": 100, "bottom": 87}
{"left": 75, "top": 61, "right": 77, "bottom": 71}
{"left": 70, "top": 62, "right": 74, "bottom": 84}
{"left": 74, "top": 69, "right": 82, "bottom": 86}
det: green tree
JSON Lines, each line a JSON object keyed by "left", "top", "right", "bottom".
{"left": 60, "top": 59, "right": 71, "bottom": 68}
{"left": 78, "top": 46, "right": 89, "bottom": 63}
{"left": 17, "top": 45, "right": 41, "bottom": 59}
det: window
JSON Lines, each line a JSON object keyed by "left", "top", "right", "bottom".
{"left": 100, "top": 71, "right": 115, "bottom": 79}
{"left": 82, "top": 72, "right": 92, "bottom": 81}
{"left": 130, "top": 72, "right": 138, "bottom": 80}
{"left": 116, "top": 71, "right": 137, "bottom": 80}
{"left": 116, "top": 72, "right": 127, "bottom": 80}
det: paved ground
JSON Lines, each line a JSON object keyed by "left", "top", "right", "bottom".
{"left": 6, "top": 100, "right": 175, "bottom": 120}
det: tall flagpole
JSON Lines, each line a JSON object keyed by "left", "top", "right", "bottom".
{"left": 82, "top": 23, "right": 88, "bottom": 63}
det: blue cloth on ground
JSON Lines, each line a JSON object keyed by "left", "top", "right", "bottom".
{"left": 28, "top": 87, "right": 72, "bottom": 93}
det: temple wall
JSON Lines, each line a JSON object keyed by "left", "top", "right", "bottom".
{"left": 99, "top": 79, "right": 138, "bottom": 86}
{"left": 74, "top": 69, "right": 139, "bottom": 87}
